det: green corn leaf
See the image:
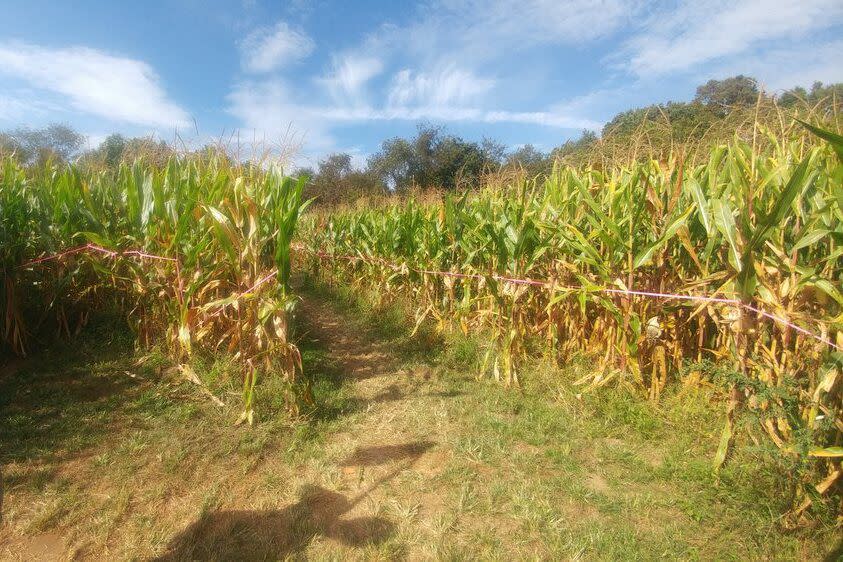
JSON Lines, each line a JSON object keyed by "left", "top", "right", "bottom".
{"left": 808, "top": 446, "right": 843, "bottom": 458}
{"left": 688, "top": 178, "right": 713, "bottom": 235}
{"left": 749, "top": 156, "right": 813, "bottom": 252}
{"left": 713, "top": 418, "right": 733, "bottom": 471}
{"left": 797, "top": 118, "right": 843, "bottom": 162}
{"left": 203, "top": 204, "right": 239, "bottom": 263}
{"left": 633, "top": 206, "right": 694, "bottom": 269}
{"left": 792, "top": 228, "right": 830, "bottom": 251}
{"left": 812, "top": 279, "right": 843, "bottom": 307}
{"left": 712, "top": 198, "right": 741, "bottom": 272}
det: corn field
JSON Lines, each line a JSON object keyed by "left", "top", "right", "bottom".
{"left": 0, "top": 156, "right": 311, "bottom": 423}
{"left": 301, "top": 121, "right": 843, "bottom": 513}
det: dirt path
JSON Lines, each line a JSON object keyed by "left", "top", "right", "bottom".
{"left": 1, "top": 286, "right": 834, "bottom": 559}
{"left": 283, "top": 292, "right": 451, "bottom": 556}
{"left": 145, "top": 286, "right": 455, "bottom": 560}
{"left": 0, "top": 288, "right": 452, "bottom": 561}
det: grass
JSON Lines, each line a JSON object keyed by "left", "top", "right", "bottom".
{"left": 0, "top": 310, "right": 350, "bottom": 559}
{"left": 295, "top": 277, "right": 840, "bottom": 560}
{"left": 0, "top": 280, "right": 839, "bottom": 560}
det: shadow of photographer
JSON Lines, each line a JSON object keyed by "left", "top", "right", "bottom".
{"left": 154, "top": 440, "right": 434, "bottom": 561}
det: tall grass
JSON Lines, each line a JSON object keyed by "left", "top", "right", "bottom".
{"left": 1, "top": 155, "right": 310, "bottom": 422}
{"left": 301, "top": 120, "right": 843, "bottom": 516}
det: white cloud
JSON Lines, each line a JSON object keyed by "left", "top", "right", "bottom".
{"left": 368, "top": 0, "right": 641, "bottom": 65}
{"left": 227, "top": 79, "right": 335, "bottom": 153}
{"left": 226, "top": 0, "right": 636, "bottom": 155}
{"left": 228, "top": 76, "right": 600, "bottom": 152}
{"left": 445, "top": 0, "right": 638, "bottom": 47}
{"left": 270, "top": 0, "right": 635, "bottom": 145}
{"left": 387, "top": 66, "right": 494, "bottom": 107}
{"left": 0, "top": 42, "right": 189, "bottom": 128}
{"left": 0, "top": 93, "right": 63, "bottom": 122}
{"left": 319, "top": 54, "right": 383, "bottom": 104}
{"left": 0, "top": 97, "right": 31, "bottom": 121}
{"left": 706, "top": 39, "right": 843, "bottom": 94}
{"left": 482, "top": 110, "right": 599, "bottom": 129}
{"left": 240, "top": 21, "right": 315, "bottom": 73}
{"left": 315, "top": 105, "right": 599, "bottom": 130}
{"left": 622, "top": 0, "right": 843, "bottom": 76}
{"left": 83, "top": 133, "right": 110, "bottom": 150}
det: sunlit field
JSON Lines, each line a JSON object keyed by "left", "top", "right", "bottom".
{"left": 2, "top": 108, "right": 841, "bottom": 559}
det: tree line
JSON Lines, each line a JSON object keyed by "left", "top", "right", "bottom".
{"left": 1, "top": 76, "right": 840, "bottom": 206}
{"left": 298, "top": 76, "right": 841, "bottom": 204}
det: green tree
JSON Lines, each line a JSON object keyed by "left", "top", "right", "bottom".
{"left": 306, "top": 153, "right": 382, "bottom": 205}
{"left": 0, "top": 123, "right": 84, "bottom": 165}
{"left": 368, "top": 137, "right": 417, "bottom": 191}
{"left": 431, "top": 135, "right": 488, "bottom": 190}
{"left": 505, "top": 144, "right": 549, "bottom": 177}
{"left": 100, "top": 134, "right": 127, "bottom": 167}
{"left": 367, "top": 125, "right": 495, "bottom": 192}
{"left": 694, "top": 75, "right": 760, "bottom": 111}
{"left": 480, "top": 137, "right": 507, "bottom": 165}
{"left": 550, "top": 130, "right": 598, "bottom": 165}
{"left": 779, "top": 81, "right": 843, "bottom": 113}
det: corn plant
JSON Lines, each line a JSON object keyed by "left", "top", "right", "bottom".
{"left": 1, "top": 155, "right": 311, "bottom": 422}
{"left": 301, "top": 119, "right": 843, "bottom": 515}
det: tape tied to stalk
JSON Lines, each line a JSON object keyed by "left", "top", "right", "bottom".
{"left": 299, "top": 245, "right": 841, "bottom": 352}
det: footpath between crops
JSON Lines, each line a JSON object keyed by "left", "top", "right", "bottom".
{"left": 283, "top": 281, "right": 835, "bottom": 560}
{"left": 0, "top": 280, "right": 836, "bottom": 559}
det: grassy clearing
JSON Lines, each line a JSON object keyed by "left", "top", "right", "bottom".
{"left": 0, "top": 280, "right": 839, "bottom": 560}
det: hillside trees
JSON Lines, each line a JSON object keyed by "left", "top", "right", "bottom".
{"left": 0, "top": 123, "right": 85, "bottom": 165}
{"left": 368, "top": 124, "right": 499, "bottom": 192}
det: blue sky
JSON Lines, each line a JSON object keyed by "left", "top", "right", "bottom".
{"left": 1, "top": 0, "right": 841, "bottom": 168}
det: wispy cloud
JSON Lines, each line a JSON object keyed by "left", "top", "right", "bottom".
{"left": 228, "top": 0, "right": 842, "bottom": 159}
{"left": 228, "top": 76, "right": 600, "bottom": 153}
{"left": 313, "top": 105, "right": 599, "bottom": 129}
{"left": 227, "top": 79, "right": 336, "bottom": 152}
{"left": 0, "top": 42, "right": 190, "bottom": 128}
{"left": 448, "top": 0, "right": 639, "bottom": 46}
{"left": 621, "top": 0, "right": 843, "bottom": 76}
{"left": 380, "top": 0, "right": 641, "bottom": 64}
{"left": 240, "top": 21, "right": 315, "bottom": 73}
{"left": 319, "top": 54, "right": 383, "bottom": 104}
{"left": 0, "top": 91, "right": 63, "bottom": 122}
{"left": 707, "top": 39, "right": 843, "bottom": 93}
{"left": 226, "top": 0, "right": 642, "bottom": 155}
{"left": 387, "top": 65, "right": 494, "bottom": 107}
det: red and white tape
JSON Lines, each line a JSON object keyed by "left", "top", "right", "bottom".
{"left": 17, "top": 243, "right": 840, "bottom": 352}
{"left": 304, "top": 247, "right": 841, "bottom": 352}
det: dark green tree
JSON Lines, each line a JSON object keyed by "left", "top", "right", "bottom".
{"left": 368, "top": 137, "right": 417, "bottom": 191}
{"left": 367, "top": 124, "right": 495, "bottom": 192}
{"left": 100, "top": 134, "right": 127, "bottom": 167}
{"left": 779, "top": 81, "right": 843, "bottom": 112}
{"left": 694, "top": 75, "right": 760, "bottom": 111}
{"left": 550, "top": 130, "right": 598, "bottom": 164}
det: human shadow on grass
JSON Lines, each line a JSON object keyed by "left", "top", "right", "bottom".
{"left": 152, "top": 484, "right": 392, "bottom": 562}
{"left": 155, "top": 441, "right": 435, "bottom": 561}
